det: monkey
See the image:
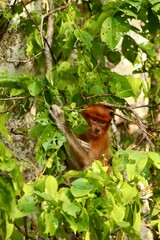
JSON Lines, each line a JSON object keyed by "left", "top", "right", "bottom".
{"left": 49, "top": 103, "right": 112, "bottom": 172}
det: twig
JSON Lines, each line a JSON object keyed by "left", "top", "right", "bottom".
{"left": 132, "top": 102, "right": 160, "bottom": 109}
{"left": 85, "top": 93, "right": 115, "bottom": 100}
{"left": 43, "top": 1, "right": 71, "bottom": 18}
{"left": 101, "top": 102, "right": 155, "bottom": 150}
{"left": 113, "top": 112, "right": 133, "bottom": 123}
{"left": 0, "top": 96, "right": 31, "bottom": 101}
{"left": 0, "top": 108, "right": 10, "bottom": 114}
{"left": 6, "top": 52, "right": 42, "bottom": 63}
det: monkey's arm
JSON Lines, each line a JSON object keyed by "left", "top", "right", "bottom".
{"left": 49, "top": 105, "right": 90, "bottom": 169}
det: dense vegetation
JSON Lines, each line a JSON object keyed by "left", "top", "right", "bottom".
{"left": 0, "top": 0, "right": 160, "bottom": 239}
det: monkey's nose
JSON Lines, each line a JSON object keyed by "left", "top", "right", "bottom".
{"left": 95, "top": 128, "right": 100, "bottom": 133}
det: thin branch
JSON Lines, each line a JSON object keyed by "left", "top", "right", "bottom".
{"left": 132, "top": 102, "right": 160, "bottom": 109}
{"left": 113, "top": 112, "right": 133, "bottom": 123}
{"left": 0, "top": 108, "right": 10, "bottom": 114}
{"left": 85, "top": 93, "right": 115, "bottom": 100}
{"left": 43, "top": 1, "right": 71, "bottom": 18}
{"left": 6, "top": 52, "right": 42, "bottom": 63}
{"left": 101, "top": 102, "right": 155, "bottom": 150}
{"left": 0, "top": 96, "right": 31, "bottom": 101}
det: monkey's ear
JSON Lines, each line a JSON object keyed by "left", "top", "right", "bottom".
{"left": 109, "top": 110, "right": 114, "bottom": 117}
{"left": 81, "top": 104, "right": 93, "bottom": 118}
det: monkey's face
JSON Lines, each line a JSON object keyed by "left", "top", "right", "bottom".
{"left": 88, "top": 117, "right": 110, "bottom": 138}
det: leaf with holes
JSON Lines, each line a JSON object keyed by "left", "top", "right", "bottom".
{"left": 122, "top": 35, "right": 138, "bottom": 63}
{"left": 101, "top": 17, "right": 121, "bottom": 50}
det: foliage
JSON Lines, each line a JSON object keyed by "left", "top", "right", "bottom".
{"left": 0, "top": 144, "right": 160, "bottom": 239}
{"left": 0, "top": 0, "right": 160, "bottom": 239}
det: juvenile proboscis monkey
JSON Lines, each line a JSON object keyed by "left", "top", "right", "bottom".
{"left": 49, "top": 103, "right": 112, "bottom": 171}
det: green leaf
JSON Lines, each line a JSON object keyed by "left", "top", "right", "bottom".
{"left": 10, "top": 88, "right": 25, "bottom": 96}
{"left": 107, "top": 50, "right": 121, "bottom": 65}
{"left": 6, "top": 222, "right": 14, "bottom": 240}
{"left": 126, "top": 163, "right": 136, "bottom": 181}
{"left": 34, "top": 175, "right": 47, "bottom": 192}
{"left": 110, "top": 204, "right": 125, "bottom": 223}
{"left": 109, "top": 72, "right": 133, "bottom": 98}
{"left": 129, "top": 151, "right": 148, "bottom": 174}
{"left": 36, "top": 112, "right": 50, "bottom": 126}
{"left": 0, "top": 156, "right": 16, "bottom": 172}
{"left": 0, "top": 115, "right": 11, "bottom": 141}
{"left": 101, "top": 17, "right": 121, "bottom": 50}
{"left": 28, "top": 81, "right": 42, "bottom": 96}
{"left": 119, "top": 5, "right": 137, "bottom": 18}
{"left": 44, "top": 212, "right": 58, "bottom": 236}
{"left": 133, "top": 205, "right": 141, "bottom": 233}
{"left": 70, "top": 178, "right": 93, "bottom": 197}
{"left": 0, "top": 177, "right": 15, "bottom": 212}
{"left": 18, "top": 195, "right": 37, "bottom": 214}
{"left": 57, "top": 61, "right": 71, "bottom": 72}
{"left": 139, "top": 42, "right": 156, "bottom": 57}
{"left": 40, "top": 125, "right": 65, "bottom": 151}
{"left": 74, "top": 29, "right": 93, "bottom": 50}
{"left": 148, "top": 152, "right": 160, "bottom": 169}
{"left": 45, "top": 175, "right": 58, "bottom": 195}
{"left": 120, "top": 182, "right": 138, "bottom": 204}
{"left": 147, "top": 9, "right": 160, "bottom": 36}
{"left": 64, "top": 170, "right": 85, "bottom": 179}
{"left": 126, "top": 76, "right": 142, "bottom": 98}
{"left": 62, "top": 202, "right": 81, "bottom": 217}
{"left": 122, "top": 35, "right": 138, "bottom": 63}
{"left": 86, "top": 2, "right": 118, "bottom": 35}
{"left": 28, "top": 123, "right": 45, "bottom": 138}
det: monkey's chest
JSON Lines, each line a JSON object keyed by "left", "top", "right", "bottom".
{"left": 89, "top": 140, "right": 108, "bottom": 162}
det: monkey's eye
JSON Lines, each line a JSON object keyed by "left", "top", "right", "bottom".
{"left": 100, "top": 120, "right": 106, "bottom": 124}
{"left": 91, "top": 117, "right": 97, "bottom": 122}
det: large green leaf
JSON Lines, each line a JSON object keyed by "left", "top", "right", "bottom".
{"left": 44, "top": 212, "right": 58, "bottom": 236}
{"left": 122, "top": 35, "right": 138, "bottom": 63}
{"left": 62, "top": 202, "right": 81, "bottom": 217}
{"left": 109, "top": 73, "right": 133, "bottom": 98}
{"left": 28, "top": 81, "right": 42, "bottom": 96}
{"left": 45, "top": 175, "right": 58, "bottom": 195}
{"left": 148, "top": 152, "right": 160, "bottom": 169}
{"left": 70, "top": 178, "right": 93, "bottom": 197}
{"left": 74, "top": 29, "right": 93, "bottom": 50}
{"left": 120, "top": 182, "right": 138, "bottom": 205}
{"left": 101, "top": 17, "right": 121, "bottom": 50}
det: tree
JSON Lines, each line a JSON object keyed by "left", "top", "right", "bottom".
{"left": 0, "top": 0, "right": 160, "bottom": 239}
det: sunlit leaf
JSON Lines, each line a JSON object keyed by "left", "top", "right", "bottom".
{"left": 45, "top": 175, "right": 58, "bottom": 195}
{"left": 120, "top": 182, "right": 138, "bottom": 204}
{"left": 70, "top": 178, "right": 93, "bottom": 197}
{"left": 44, "top": 212, "right": 58, "bottom": 236}
{"left": 148, "top": 152, "right": 160, "bottom": 169}
{"left": 62, "top": 202, "right": 81, "bottom": 217}
{"left": 28, "top": 81, "right": 42, "bottom": 96}
{"left": 101, "top": 17, "right": 121, "bottom": 50}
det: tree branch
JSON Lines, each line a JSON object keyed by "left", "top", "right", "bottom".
{"left": 101, "top": 102, "right": 155, "bottom": 150}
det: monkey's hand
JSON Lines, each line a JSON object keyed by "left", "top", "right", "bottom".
{"left": 49, "top": 105, "right": 65, "bottom": 132}
{"left": 78, "top": 140, "right": 90, "bottom": 151}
